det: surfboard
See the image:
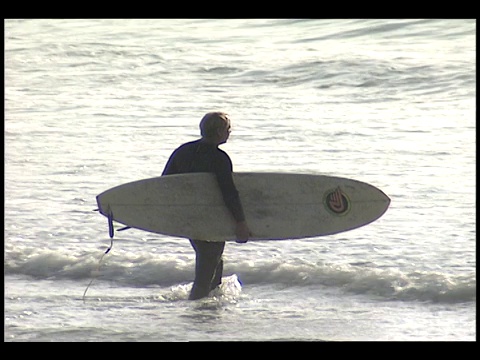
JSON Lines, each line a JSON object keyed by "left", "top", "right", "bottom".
{"left": 96, "top": 172, "right": 390, "bottom": 241}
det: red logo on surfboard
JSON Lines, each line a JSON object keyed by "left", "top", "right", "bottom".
{"left": 324, "top": 187, "right": 350, "bottom": 215}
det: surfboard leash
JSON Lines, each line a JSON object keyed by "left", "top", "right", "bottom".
{"left": 83, "top": 207, "right": 115, "bottom": 303}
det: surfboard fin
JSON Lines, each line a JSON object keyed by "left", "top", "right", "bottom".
{"left": 117, "top": 226, "right": 131, "bottom": 232}
{"left": 104, "top": 206, "right": 131, "bottom": 237}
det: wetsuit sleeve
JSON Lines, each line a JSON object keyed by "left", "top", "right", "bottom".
{"left": 215, "top": 154, "right": 246, "bottom": 223}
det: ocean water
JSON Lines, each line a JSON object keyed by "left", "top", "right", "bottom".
{"left": 4, "top": 19, "right": 475, "bottom": 342}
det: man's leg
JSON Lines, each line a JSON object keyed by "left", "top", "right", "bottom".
{"left": 189, "top": 239, "right": 225, "bottom": 300}
{"left": 210, "top": 257, "right": 223, "bottom": 291}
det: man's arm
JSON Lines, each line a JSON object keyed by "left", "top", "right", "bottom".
{"left": 214, "top": 155, "right": 246, "bottom": 223}
{"left": 214, "top": 153, "right": 250, "bottom": 242}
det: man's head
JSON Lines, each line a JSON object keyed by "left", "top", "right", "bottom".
{"left": 199, "top": 112, "right": 231, "bottom": 145}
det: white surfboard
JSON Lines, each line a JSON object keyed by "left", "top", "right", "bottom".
{"left": 96, "top": 172, "right": 390, "bottom": 241}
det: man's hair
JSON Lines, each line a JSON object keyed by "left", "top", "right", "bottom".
{"left": 199, "top": 112, "right": 230, "bottom": 138}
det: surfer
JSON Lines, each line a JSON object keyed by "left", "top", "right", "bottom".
{"left": 162, "top": 112, "right": 251, "bottom": 300}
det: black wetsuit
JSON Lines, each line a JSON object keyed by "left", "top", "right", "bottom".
{"left": 162, "top": 139, "right": 245, "bottom": 300}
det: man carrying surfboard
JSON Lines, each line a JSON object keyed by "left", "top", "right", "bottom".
{"left": 162, "top": 112, "right": 251, "bottom": 300}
